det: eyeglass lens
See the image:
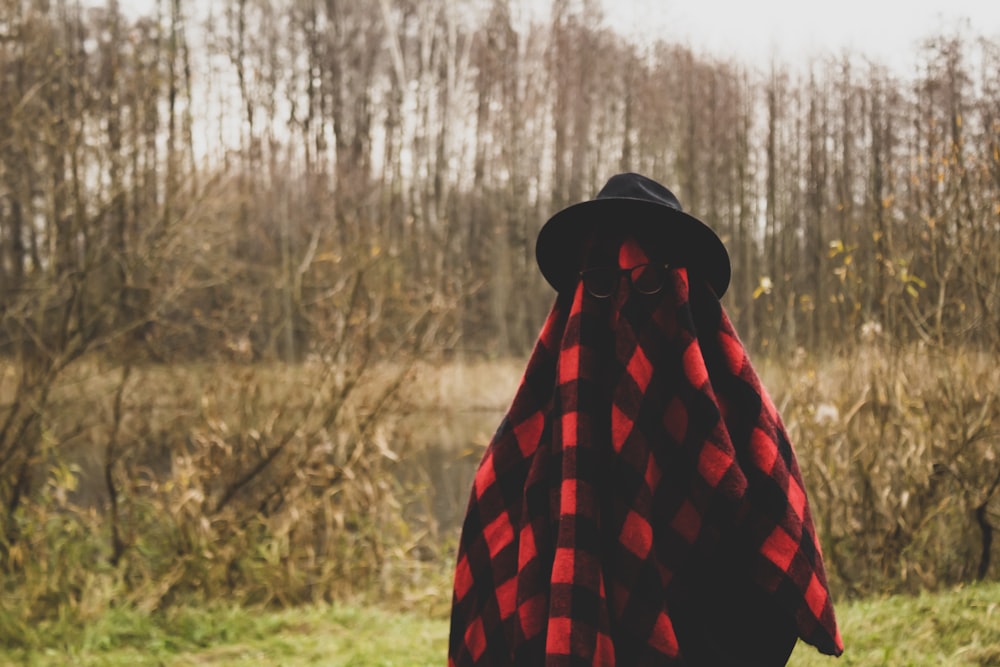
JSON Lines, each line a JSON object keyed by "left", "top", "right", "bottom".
{"left": 582, "top": 268, "right": 619, "bottom": 297}
{"left": 631, "top": 264, "right": 665, "bottom": 294}
{"left": 581, "top": 264, "right": 667, "bottom": 298}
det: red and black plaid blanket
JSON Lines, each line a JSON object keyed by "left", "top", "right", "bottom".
{"left": 449, "top": 240, "right": 843, "bottom": 665}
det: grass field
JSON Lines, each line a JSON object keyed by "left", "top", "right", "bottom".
{"left": 4, "top": 582, "right": 999, "bottom": 666}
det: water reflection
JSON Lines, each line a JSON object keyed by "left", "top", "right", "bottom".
{"left": 397, "top": 408, "right": 502, "bottom": 533}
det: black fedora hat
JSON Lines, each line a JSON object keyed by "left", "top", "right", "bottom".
{"left": 535, "top": 173, "right": 731, "bottom": 297}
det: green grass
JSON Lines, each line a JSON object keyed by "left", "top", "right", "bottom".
{"left": 790, "top": 583, "right": 1000, "bottom": 666}
{"left": 3, "top": 583, "right": 999, "bottom": 666}
{"left": 0, "top": 603, "right": 448, "bottom": 667}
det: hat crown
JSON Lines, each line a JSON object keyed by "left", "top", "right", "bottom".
{"left": 596, "top": 173, "right": 684, "bottom": 212}
{"left": 536, "top": 172, "right": 730, "bottom": 297}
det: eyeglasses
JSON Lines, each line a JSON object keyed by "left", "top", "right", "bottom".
{"left": 578, "top": 263, "right": 670, "bottom": 299}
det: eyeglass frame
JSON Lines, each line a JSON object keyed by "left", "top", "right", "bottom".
{"left": 577, "top": 263, "right": 671, "bottom": 299}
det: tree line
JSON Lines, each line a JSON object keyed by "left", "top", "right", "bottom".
{"left": 2, "top": 0, "right": 1000, "bottom": 617}
{"left": 1, "top": 0, "right": 998, "bottom": 367}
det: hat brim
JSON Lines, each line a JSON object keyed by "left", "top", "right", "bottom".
{"left": 535, "top": 197, "right": 732, "bottom": 297}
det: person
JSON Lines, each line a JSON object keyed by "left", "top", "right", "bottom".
{"left": 448, "top": 173, "right": 843, "bottom": 666}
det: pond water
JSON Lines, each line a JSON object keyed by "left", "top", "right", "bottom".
{"left": 396, "top": 407, "right": 503, "bottom": 534}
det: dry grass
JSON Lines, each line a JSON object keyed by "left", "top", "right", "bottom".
{"left": 756, "top": 345, "right": 1000, "bottom": 595}
{"left": 0, "top": 354, "right": 442, "bottom": 651}
{"left": 1, "top": 345, "right": 998, "bottom": 656}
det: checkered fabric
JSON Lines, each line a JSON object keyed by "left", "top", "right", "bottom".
{"left": 449, "top": 239, "right": 843, "bottom": 666}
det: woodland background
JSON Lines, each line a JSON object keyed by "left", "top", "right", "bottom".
{"left": 1, "top": 0, "right": 999, "bottom": 650}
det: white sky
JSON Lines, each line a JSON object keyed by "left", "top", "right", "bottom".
{"left": 599, "top": 0, "right": 1000, "bottom": 73}
{"left": 112, "top": 0, "right": 1000, "bottom": 75}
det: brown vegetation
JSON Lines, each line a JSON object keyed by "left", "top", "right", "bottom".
{"left": 758, "top": 346, "right": 1000, "bottom": 596}
{"left": 0, "top": 0, "right": 998, "bottom": 647}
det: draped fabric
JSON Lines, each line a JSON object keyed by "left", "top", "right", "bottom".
{"left": 449, "top": 239, "right": 842, "bottom": 666}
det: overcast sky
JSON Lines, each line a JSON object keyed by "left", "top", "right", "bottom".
{"left": 113, "top": 0, "right": 999, "bottom": 76}
{"left": 597, "top": 0, "right": 999, "bottom": 73}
